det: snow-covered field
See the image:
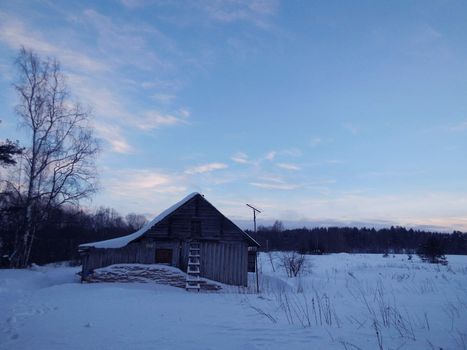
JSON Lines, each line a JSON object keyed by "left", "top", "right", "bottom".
{"left": 1, "top": 253, "right": 466, "bottom": 350}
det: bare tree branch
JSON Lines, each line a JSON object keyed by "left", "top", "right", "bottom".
{"left": 8, "top": 47, "right": 99, "bottom": 268}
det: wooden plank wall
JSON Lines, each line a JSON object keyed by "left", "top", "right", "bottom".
{"left": 82, "top": 242, "right": 154, "bottom": 277}
{"left": 146, "top": 194, "right": 248, "bottom": 243}
{"left": 199, "top": 241, "right": 248, "bottom": 286}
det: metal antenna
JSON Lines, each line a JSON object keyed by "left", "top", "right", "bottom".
{"left": 246, "top": 203, "right": 261, "bottom": 294}
{"left": 246, "top": 203, "right": 261, "bottom": 233}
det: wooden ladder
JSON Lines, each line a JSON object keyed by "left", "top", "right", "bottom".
{"left": 186, "top": 241, "right": 201, "bottom": 292}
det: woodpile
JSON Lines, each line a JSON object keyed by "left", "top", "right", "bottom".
{"left": 84, "top": 264, "right": 222, "bottom": 291}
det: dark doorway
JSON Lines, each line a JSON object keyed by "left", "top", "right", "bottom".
{"left": 155, "top": 249, "right": 173, "bottom": 264}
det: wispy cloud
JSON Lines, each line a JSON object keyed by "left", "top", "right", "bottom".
{"left": 200, "top": 0, "right": 279, "bottom": 28}
{"left": 119, "top": 0, "right": 279, "bottom": 30}
{"left": 0, "top": 12, "right": 107, "bottom": 72}
{"left": 310, "top": 137, "right": 323, "bottom": 147}
{"left": 94, "top": 123, "right": 133, "bottom": 154}
{"left": 280, "top": 148, "right": 302, "bottom": 157}
{"left": 342, "top": 122, "right": 360, "bottom": 135}
{"left": 0, "top": 10, "right": 192, "bottom": 155}
{"left": 80, "top": 8, "right": 177, "bottom": 71}
{"left": 326, "top": 159, "right": 345, "bottom": 165}
{"left": 231, "top": 152, "right": 250, "bottom": 164}
{"left": 265, "top": 151, "right": 276, "bottom": 161}
{"left": 310, "top": 137, "right": 333, "bottom": 147}
{"left": 119, "top": 0, "right": 154, "bottom": 9}
{"left": 151, "top": 93, "right": 176, "bottom": 104}
{"left": 276, "top": 163, "right": 301, "bottom": 171}
{"left": 106, "top": 169, "right": 187, "bottom": 195}
{"left": 185, "top": 162, "right": 228, "bottom": 175}
{"left": 250, "top": 176, "right": 301, "bottom": 190}
{"left": 250, "top": 181, "right": 300, "bottom": 190}
{"left": 136, "top": 110, "right": 189, "bottom": 130}
{"left": 449, "top": 120, "right": 467, "bottom": 132}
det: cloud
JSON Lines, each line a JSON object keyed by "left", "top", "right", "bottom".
{"left": 280, "top": 148, "right": 302, "bottom": 157}
{"left": 310, "top": 137, "right": 323, "bottom": 147}
{"left": 94, "top": 123, "right": 133, "bottom": 154}
{"left": 250, "top": 176, "right": 301, "bottom": 190}
{"left": 98, "top": 168, "right": 189, "bottom": 214}
{"left": 136, "top": 110, "right": 189, "bottom": 130}
{"left": 250, "top": 181, "right": 300, "bottom": 190}
{"left": 0, "top": 13, "right": 107, "bottom": 72}
{"left": 119, "top": 0, "right": 154, "bottom": 8}
{"left": 69, "top": 73, "right": 189, "bottom": 126}
{"left": 185, "top": 162, "right": 228, "bottom": 175}
{"left": 342, "top": 122, "right": 360, "bottom": 135}
{"left": 105, "top": 169, "right": 187, "bottom": 198}
{"left": 276, "top": 163, "right": 301, "bottom": 171}
{"left": 151, "top": 93, "right": 176, "bottom": 104}
{"left": 0, "top": 10, "right": 191, "bottom": 154}
{"left": 200, "top": 0, "right": 279, "bottom": 28}
{"left": 80, "top": 9, "right": 175, "bottom": 71}
{"left": 265, "top": 151, "right": 276, "bottom": 161}
{"left": 231, "top": 152, "right": 250, "bottom": 164}
{"left": 449, "top": 120, "right": 467, "bottom": 132}
{"left": 326, "top": 159, "right": 345, "bottom": 165}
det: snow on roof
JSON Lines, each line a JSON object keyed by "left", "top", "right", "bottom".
{"left": 79, "top": 192, "right": 199, "bottom": 250}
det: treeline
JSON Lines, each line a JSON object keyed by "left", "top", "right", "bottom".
{"left": 1, "top": 205, "right": 466, "bottom": 267}
{"left": 249, "top": 222, "right": 467, "bottom": 255}
{"left": 0, "top": 203, "right": 146, "bottom": 266}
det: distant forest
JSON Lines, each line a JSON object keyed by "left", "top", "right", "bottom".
{"left": 1, "top": 205, "right": 467, "bottom": 267}
{"left": 0, "top": 204, "right": 145, "bottom": 266}
{"left": 249, "top": 221, "right": 467, "bottom": 255}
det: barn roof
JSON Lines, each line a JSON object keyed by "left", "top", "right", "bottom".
{"left": 79, "top": 192, "right": 259, "bottom": 250}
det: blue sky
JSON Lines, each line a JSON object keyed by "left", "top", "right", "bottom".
{"left": 1, "top": 0, "right": 467, "bottom": 230}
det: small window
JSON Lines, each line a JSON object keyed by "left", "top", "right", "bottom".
{"left": 191, "top": 219, "right": 201, "bottom": 237}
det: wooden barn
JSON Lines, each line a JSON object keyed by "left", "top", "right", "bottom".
{"left": 79, "top": 193, "right": 259, "bottom": 287}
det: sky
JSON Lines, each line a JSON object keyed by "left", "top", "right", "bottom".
{"left": 1, "top": 0, "right": 467, "bottom": 231}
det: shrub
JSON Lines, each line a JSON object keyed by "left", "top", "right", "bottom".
{"left": 279, "top": 251, "right": 308, "bottom": 277}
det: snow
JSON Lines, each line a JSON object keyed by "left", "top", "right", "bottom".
{"left": 79, "top": 192, "right": 199, "bottom": 249}
{"left": 1, "top": 254, "right": 466, "bottom": 349}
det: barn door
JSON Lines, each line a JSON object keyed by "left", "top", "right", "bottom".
{"left": 155, "top": 248, "right": 173, "bottom": 264}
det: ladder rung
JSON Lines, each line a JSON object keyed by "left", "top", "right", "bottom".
{"left": 186, "top": 241, "right": 201, "bottom": 291}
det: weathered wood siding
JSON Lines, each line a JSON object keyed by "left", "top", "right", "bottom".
{"left": 198, "top": 241, "right": 248, "bottom": 286}
{"left": 82, "top": 242, "right": 154, "bottom": 277}
{"left": 146, "top": 195, "right": 246, "bottom": 242}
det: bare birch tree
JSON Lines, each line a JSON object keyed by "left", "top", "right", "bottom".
{"left": 7, "top": 48, "right": 99, "bottom": 267}
{"left": 125, "top": 213, "right": 148, "bottom": 231}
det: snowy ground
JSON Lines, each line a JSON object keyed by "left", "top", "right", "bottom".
{"left": 1, "top": 253, "right": 466, "bottom": 350}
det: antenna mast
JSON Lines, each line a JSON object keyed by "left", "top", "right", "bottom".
{"left": 246, "top": 203, "right": 261, "bottom": 233}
